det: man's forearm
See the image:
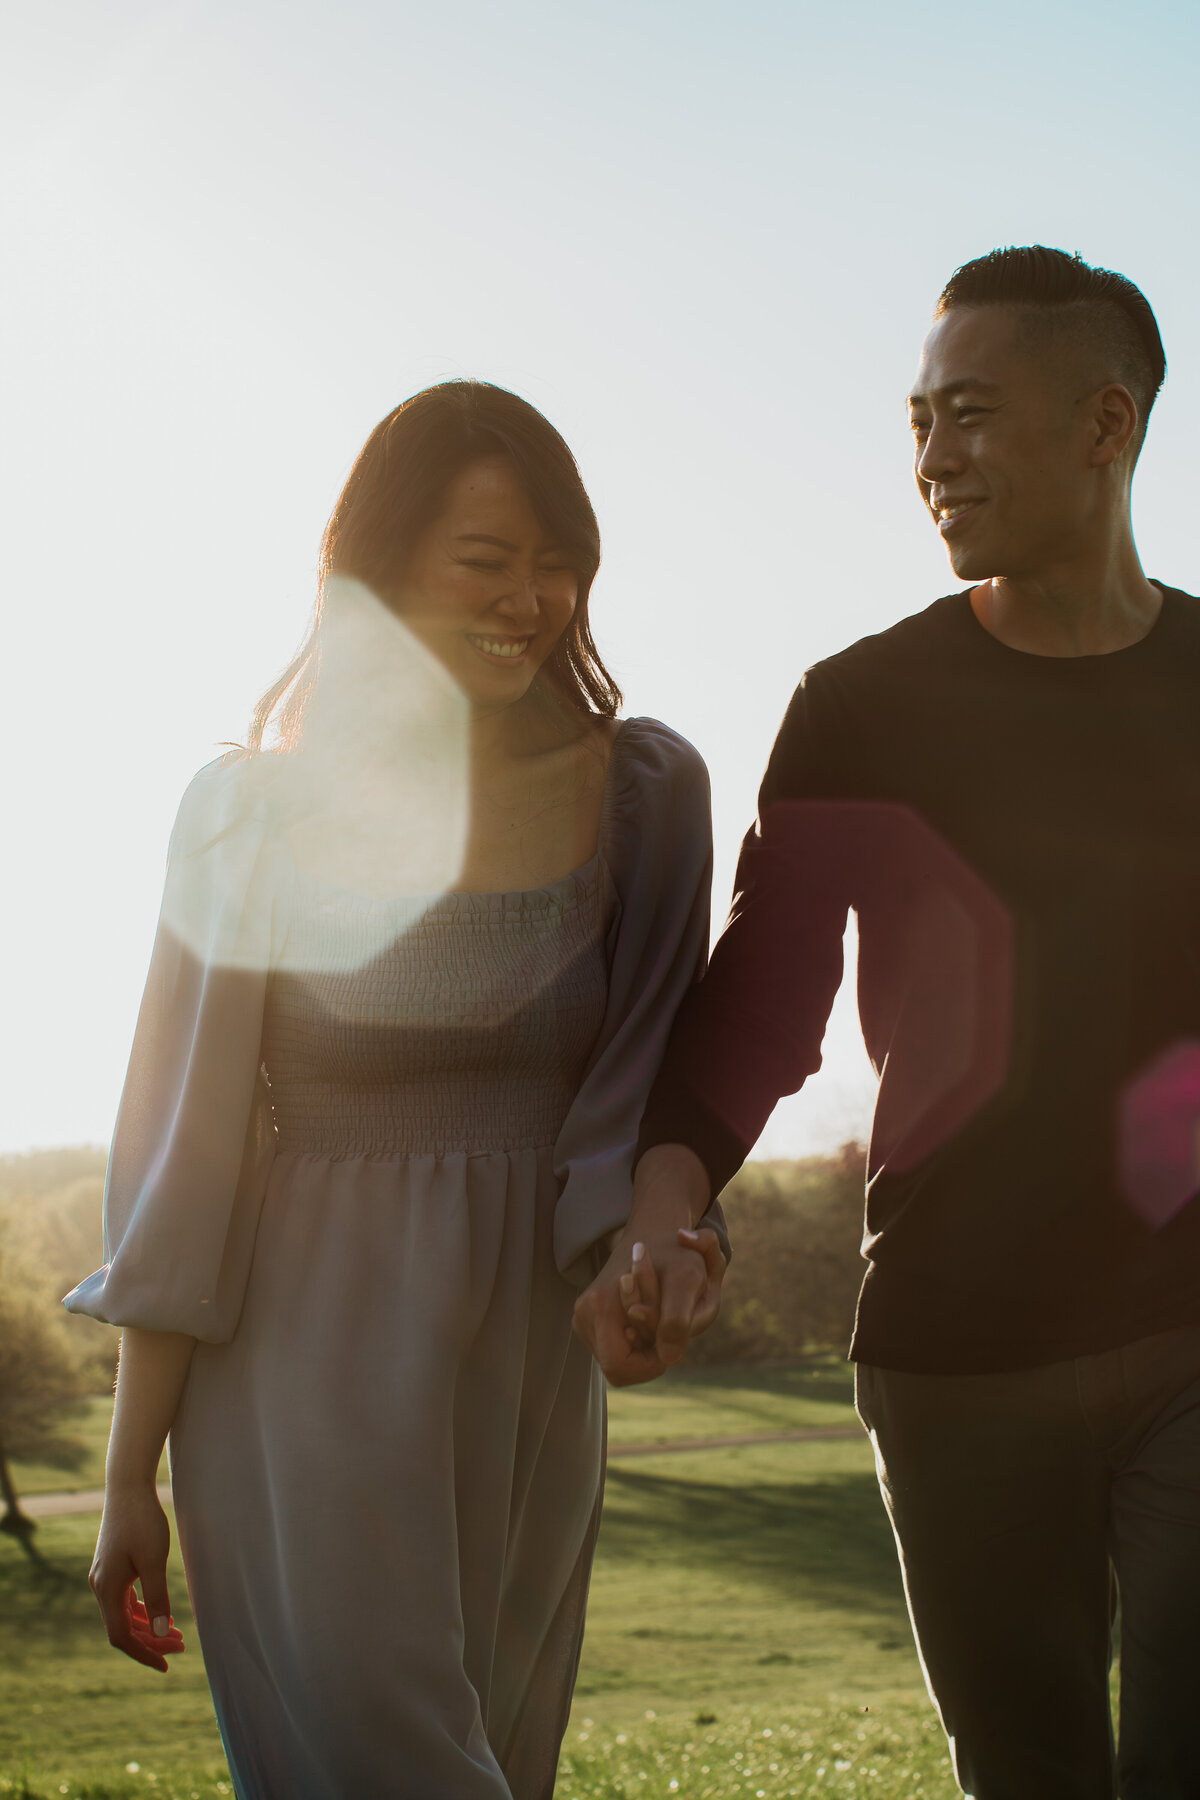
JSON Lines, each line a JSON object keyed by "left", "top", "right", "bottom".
{"left": 629, "top": 1142, "right": 712, "bottom": 1232}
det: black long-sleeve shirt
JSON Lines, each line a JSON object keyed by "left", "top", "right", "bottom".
{"left": 639, "top": 585, "right": 1200, "bottom": 1372}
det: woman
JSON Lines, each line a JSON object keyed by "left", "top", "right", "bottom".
{"left": 65, "top": 382, "right": 720, "bottom": 1799}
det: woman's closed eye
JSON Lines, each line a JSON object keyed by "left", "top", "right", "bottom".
{"left": 458, "top": 558, "right": 572, "bottom": 576}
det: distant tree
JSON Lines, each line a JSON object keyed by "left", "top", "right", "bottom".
{"left": 691, "top": 1143, "right": 868, "bottom": 1365}
{"left": 0, "top": 1145, "right": 108, "bottom": 1202}
{"left": 0, "top": 1149, "right": 117, "bottom": 1384}
{"left": 0, "top": 1225, "right": 95, "bottom": 1567}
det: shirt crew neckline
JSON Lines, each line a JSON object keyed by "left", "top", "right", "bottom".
{"left": 956, "top": 579, "right": 1175, "bottom": 670}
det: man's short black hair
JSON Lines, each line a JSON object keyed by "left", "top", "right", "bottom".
{"left": 936, "top": 246, "right": 1166, "bottom": 444}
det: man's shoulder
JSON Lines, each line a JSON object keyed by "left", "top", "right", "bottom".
{"left": 807, "top": 591, "right": 970, "bottom": 691}
{"left": 1158, "top": 582, "right": 1200, "bottom": 627}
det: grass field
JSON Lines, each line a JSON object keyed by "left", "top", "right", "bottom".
{"left": 2, "top": 1362, "right": 958, "bottom": 1799}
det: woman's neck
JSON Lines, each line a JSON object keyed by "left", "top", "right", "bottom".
{"left": 468, "top": 685, "right": 586, "bottom": 769}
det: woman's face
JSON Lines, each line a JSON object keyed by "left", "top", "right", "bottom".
{"left": 396, "top": 455, "right": 580, "bottom": 707}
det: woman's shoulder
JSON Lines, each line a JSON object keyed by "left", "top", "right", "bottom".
{"left": 159, "top": 751, "right": 284, "bottom": 956}
{"left": 171, "top": 749, "right": 277, "bottom": 858}
{"left": 601, "top": 717, "right": 711, "bottom": 888}
{"left": 608, "top": 715, "right": 709, "bottom": 796}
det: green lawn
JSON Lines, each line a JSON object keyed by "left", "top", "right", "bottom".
{"left": 605, "top": 1357, "right": 859, "bottom": 1446}
{"left": 2, "top": 1363, "right": 958, "bottom": 1800}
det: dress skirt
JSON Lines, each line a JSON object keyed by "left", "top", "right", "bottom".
{"left": 171, "top": 1147, "right": 605, "bottom": 1799}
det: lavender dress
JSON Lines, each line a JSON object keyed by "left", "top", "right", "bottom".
{"left": 66, "top": 718, "right": 712, "bottom": 1800}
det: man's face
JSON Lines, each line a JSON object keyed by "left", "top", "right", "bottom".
{"left": 909, "top": 306, "right": 1093, "bottom": 583}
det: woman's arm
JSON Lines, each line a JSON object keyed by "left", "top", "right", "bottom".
{"left": 89, "top": 1328, "right": 195, "bottom": 1672}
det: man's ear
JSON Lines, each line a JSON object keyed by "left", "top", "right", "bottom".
{"left": 1088, "top": 382, "right": 1140, "bottom": 468}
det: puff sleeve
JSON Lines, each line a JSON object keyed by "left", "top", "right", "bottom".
{"left": 63, "top": 754, "right": 280, "bottom": 1342}
{"left": 552, "top": 717, "right": 724, "bottom": 1282}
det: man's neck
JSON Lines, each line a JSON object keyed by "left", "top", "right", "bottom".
{"left": 970, "top": 545, "right": 1161, "bottom": 658}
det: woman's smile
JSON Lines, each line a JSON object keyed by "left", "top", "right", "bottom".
{"left": 465, "top": 631, "right": 534, "bottom": 662}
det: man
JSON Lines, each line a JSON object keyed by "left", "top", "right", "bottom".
{"left": 575, "top": 246, "right": 1200, "bottom": 1798}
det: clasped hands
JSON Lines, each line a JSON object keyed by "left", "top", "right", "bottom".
{"left": 572, "top": 1144, "right": 727, "bottom": 1386}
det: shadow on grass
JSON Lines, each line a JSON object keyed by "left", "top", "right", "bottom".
{"left": 599, "top": 1465, "right": 905, "bottom": 1615}
{"left": 0, "top": 1537, "right": 97, "bottom": 1663}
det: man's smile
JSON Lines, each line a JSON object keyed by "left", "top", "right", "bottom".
{"left": 934, "top": 498, "right": 986, "bottom": 538}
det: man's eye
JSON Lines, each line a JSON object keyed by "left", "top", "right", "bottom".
{"left": 909, "top": 419, "right": 930, "bottom": 436}
{"left": 463, "top": 559, "right": 504, "bottom": 571}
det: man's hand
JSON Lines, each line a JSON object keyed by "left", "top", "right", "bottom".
{"left": 620, "top": 1227, "right": 726, "bottom": 1359}
{"left": 572, "top": 1144, "right": 725, "bottom": 1386}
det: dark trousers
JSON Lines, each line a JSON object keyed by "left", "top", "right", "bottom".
{"left": 855, "top": 1326, "right": 1200, "bottom": 1800}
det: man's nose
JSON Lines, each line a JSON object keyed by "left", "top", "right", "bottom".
{"left": 916, "top": 420, "right": 965, "bottom": 486}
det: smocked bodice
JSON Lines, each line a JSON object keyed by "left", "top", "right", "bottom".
{"left": 260, "top": 861, "right": 612, "bottom": 1158}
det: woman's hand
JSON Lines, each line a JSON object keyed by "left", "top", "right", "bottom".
{"left": 89, "top": 1482, "right": 185, "bottom": 1673}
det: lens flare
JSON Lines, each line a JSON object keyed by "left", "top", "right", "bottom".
{"left": 160, "top": 576, "right": 473, "bottom": 978}
{"left": 1118, "top": 1039, "right": 1200, "bottom": 1230}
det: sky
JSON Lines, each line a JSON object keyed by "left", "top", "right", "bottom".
{"left": 3, "top": 0, "right": 1199, "bottom": 1157}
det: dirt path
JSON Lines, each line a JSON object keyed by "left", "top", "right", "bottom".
{"left": 20, "top": 1424, "right": 865, "bottom": 1518}
{"left": 21, "top": 1483, "right": 172, "bottom": 1519}
{"left": 609, "top": 1423, "right": 863, "bottom": 1458}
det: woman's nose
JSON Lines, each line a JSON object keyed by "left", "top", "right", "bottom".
{"left": 494, "top": 574, "right": 542, "bottom": 622}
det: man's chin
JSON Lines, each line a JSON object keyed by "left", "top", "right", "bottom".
{"left": 945, "top": 544, "right": 994, "bottom": 584}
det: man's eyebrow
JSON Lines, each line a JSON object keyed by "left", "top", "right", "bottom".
{"left": 907, "top": 379, "right": 1004, "bottom": 407}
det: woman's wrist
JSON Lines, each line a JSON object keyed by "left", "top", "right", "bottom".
{"left": 104, "top": 1460, "right": 163, "bottom": 1495}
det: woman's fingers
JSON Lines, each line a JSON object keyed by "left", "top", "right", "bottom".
{"left": 137, "top": 1565, "right": 177, "bottom": 1646}
{"left": 130, "top": 1596, "right": 185, "bottom": 1653}
{"left": 624, "top": 1242, "right": 662, "bottom": 1311}
{"left": 574, "top": 1252, "right": 654, "bottom": 1376}
{"left": 620, "top": 1242, "right": 661, "bottom": 1346}
{"left": 90, "top": 1569, "right": 174, "bottom": 1672}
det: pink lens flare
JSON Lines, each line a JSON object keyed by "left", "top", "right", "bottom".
{"left": 1118, "top": 1039, "right": 1200, "bottom": 1230}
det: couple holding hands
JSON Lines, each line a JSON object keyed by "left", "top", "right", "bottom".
{"left": 69, "top": 243, "right": 1200, "bottom": 1800}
